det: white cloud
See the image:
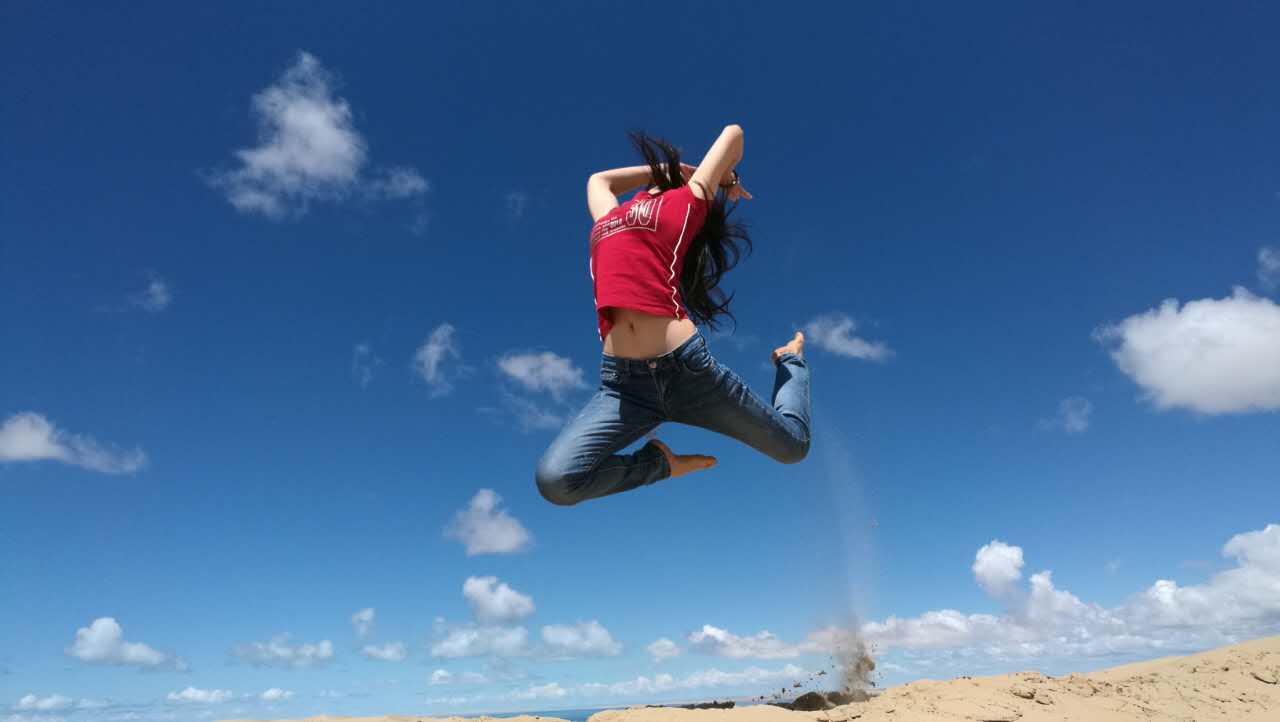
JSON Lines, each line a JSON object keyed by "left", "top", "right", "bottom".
{"left": 497, "top": 351, "right": 587, "bottom": 401}
{"left": 4, "top": 715, "right": 69, "bottom": 722}
{"left": 1260, "top": 246, "right": 1280, "bottom": 290}
{"left": 861, "top": 523, "right": 1280, "bottom": 664}
{"left": 646, "top": 637, "right": 681, "bottom": 662}
{"left": 578, "top": 664, "right": 806, "bottom": 699}
{"left": 1095, "top": 288, "right": 1280, "bottom": 414}
{"left": 351, "top": 345, "right": 383, "bottom": 388}
{"left": 1, "top": 413, "right": 147, "bottom": 475}
{"left": 445, "top": 489, "right": 532, "bottom": 556}
{"left": 360, "top": 642, "right": 407, "bottom": 662}
{"left": 15, "top": 696, "right": 72, "bottom": 712}
{"left": 65, "top": 618, "right": 178, "bottom": 669}
{"left": 541, "top": 621, "right": 622, "bottom": 658}
{"left": 259, "top": 688, "right": 294, "bottom": 702}
{"left": 802, "top": 313, "right": 893, "bottom": 361}
{"left": 133, "top": 276, "right": 171, "bottom": 313}
{"left": 972, "top": 539, "right": 1025, "bottom": 597}
{"left": 430, "top": 625, "right": 529, "bottom": 659}
{"left": 350, "top": 607, "right": 375, "bottom": 638}
{"left": 413, "top": 323, "right": 464, "bottom": 398}
{"left": 428, "top": 669, "right": 487, "bottom": 686}
{"left": 208, "top": 51, "right": 426, "bottom": 218}
{"left": 233, "top": 635, "right": 334, "bottom": 668}
{"left": 687, "top": 625, "right": 800, "bottom": 659}
{"left": 1038, "top": 396, "right": 1092, "bottom": 434}
{"left": 509, "top": 682, "right": 567, "bottom": 701}
{"left": 463, "top": 577, "right": 535, "bottom": 624}
{"left": 166, "top": 688, "right": 232, "bottom": 704}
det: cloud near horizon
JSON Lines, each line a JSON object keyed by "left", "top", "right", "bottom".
{"left": 861, "top": 523, "right": 1280, "bottom": 662}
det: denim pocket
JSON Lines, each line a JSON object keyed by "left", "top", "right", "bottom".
{"left": 682, "top": 348, "right": 717, "bottom": 375}
{"left": 601, "top": 367, "right": 622, "bottom": 385}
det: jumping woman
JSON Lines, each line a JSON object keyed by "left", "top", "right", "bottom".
{"left": 535, "top": 124, "right": 811, "bottom": 506}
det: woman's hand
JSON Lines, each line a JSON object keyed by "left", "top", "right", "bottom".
{"left": 725, "top": 182, "right": 753, "bottom": 202}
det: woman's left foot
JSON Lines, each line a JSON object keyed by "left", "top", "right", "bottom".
{"left": 647, "top": 439, "right": 716, "bottom": 478}
{"left": 772, "top": 331, "right": 804, "bottom": 364}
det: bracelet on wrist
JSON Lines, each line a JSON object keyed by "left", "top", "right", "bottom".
{"left": 719, "top": 170, "right": 740, "bottom": 188}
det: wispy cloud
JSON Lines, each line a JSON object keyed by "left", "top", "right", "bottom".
{"left": 413, "top": 323, "right": 466, "bottom": 398}
{"left": 1095, "top": 288, "right": 1280, "bottom": 414}
{"left": 445, "top": 489, "right": 533, "bottom": 556}
{"left": 1037, "top": 396, "right": 1092, "bottom": 434}
{"left": 1, "top": 412, "right": 147, "bottom": 474}
{"left": 232, "top": 635, "right": 334, "bottom": 668}
{"left": 351, "top": 343, "right": 383, "bottom": 388}
{"left": 350, "top": 608, "right": 375, "bottom": 639}
{"left": 132, "top": 274, "right": 171, "bottom": 312}
{"left": 802, "top": 313, "right": 893, "bottom": 361}
{"left": 207, "top": 51, "right": 427, "bottom": 219}
{"left": 1259, "top": 246, "right": 1280, "bottom": 291}
{"left": 359, "top": 642, "right": 408, "bottom": 662}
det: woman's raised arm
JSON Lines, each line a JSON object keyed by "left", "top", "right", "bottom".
{"left": 586, "top": 165, "right": 653, "bottom": 221}
{"left": 687, "top": 124, "right": 743, "bottom": 201}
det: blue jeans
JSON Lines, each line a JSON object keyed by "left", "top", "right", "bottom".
{"left": 535, "top": 331, "right": 811, "bottom": 506}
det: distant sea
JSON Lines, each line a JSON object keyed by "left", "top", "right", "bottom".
{"left": 490, "top": 702, "right": 768, "bottom": 722}
{"left": 490, "top": 708, "right": 616, "bottom": 722}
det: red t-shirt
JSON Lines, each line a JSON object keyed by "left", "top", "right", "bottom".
{"left": 588, "top": 184, "right": 709, "bottom": 341}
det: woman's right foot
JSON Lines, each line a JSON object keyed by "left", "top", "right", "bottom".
{"left": 772, "top": 331, "right": 805, "bottom": 364}
{"left": 648, "top": 439, "right": 716, "bottom": 478}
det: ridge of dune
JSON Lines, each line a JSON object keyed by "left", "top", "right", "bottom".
{"left": 221, "top": 635, "right": 1280, "bottom": 722}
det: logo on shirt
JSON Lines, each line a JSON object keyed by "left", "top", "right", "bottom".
{"left": 591, "top": 195, "right": 664, "bottom": 246}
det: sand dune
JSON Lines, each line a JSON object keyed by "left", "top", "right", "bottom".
{"left": 223, "top": 635, "right": 1280, "bottom": 722}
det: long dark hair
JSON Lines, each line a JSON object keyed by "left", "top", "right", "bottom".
{"left": 629, "top": 130, "right": 752, "bottom": 332}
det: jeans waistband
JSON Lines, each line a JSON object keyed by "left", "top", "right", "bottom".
{"left": 601, "top": 331, "right": 705, "bottom": 374}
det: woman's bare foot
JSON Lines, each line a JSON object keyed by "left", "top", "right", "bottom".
{"left": 772, "top": 331, "right": 805, "bottom": 364}
{"left": 648, "top": 439, "right": 716, "bottom": 478}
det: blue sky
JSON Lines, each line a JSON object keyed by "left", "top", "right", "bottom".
{"left": 3, "top": 2, "right": 1280, "bottom": 720}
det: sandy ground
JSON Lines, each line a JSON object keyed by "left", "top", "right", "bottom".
{"left": 223, "top": 635, "right": 1280, "bottom": 722}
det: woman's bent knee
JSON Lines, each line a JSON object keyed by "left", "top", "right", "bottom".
{"left": 534, "top": 460, "right": 580, "bottom": 507}
{"left": 774, "top": 437, "right": 810, "bottom": 465}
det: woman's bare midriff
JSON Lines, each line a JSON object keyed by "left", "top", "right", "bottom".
{"left": 601, "top": 308, "right": 697, "bottom": 359}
